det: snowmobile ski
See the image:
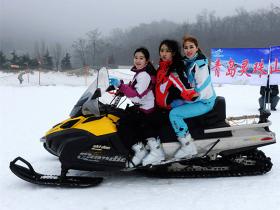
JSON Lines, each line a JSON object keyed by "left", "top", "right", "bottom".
{"left": 10, "top": 157, "right": 103, "bottom": 188}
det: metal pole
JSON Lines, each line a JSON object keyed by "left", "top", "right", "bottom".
{"left": 39, "top": 68, "right": 41, "bottom": 86}
{"left": 26, "top": 65, "right": 29, "bottom": 84}
{"left": 263, "top": 74, "right": 270, "bottom": 110}
{"left": 265, "top": 47, "right": 272, "bottom": 110}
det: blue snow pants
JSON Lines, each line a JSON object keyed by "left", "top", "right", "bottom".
{"left": 169, "top": 100, "right": 215, "bottom": 138}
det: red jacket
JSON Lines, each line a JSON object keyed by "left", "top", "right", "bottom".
{"left": 155, "top": 60, "right": 197, "bottom": 109}
{"left": 155, "top": 60, "right": 173, "bottom": 109}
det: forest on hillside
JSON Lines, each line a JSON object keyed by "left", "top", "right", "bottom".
{"left": 1, "top": 7, "right": 280, "bottom": 70}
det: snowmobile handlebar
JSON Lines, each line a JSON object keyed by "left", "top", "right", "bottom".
{"left": 106, "top": 85, "right": 116, "bottom": 92}
{"left": 106, "top": 85, "right": 124, "bottom": 97}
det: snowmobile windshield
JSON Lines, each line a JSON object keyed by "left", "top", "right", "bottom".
{"left": 70, "top": 67, "right": 110, "bottom": 118}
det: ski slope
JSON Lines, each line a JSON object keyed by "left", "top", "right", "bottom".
{"left": 1, "top": 70, "right": 280, "bottom": 210}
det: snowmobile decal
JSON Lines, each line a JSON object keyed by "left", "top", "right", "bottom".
{"left": 77, "top": 152, "right": 126, "bottom": 163}
{"left": 91, "top": 145, "right": 111, "bottom": 151}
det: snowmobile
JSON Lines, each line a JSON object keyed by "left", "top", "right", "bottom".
{"left": 10, "top": 67, "right": 276, "bottom": 188}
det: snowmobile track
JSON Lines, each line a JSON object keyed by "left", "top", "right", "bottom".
{"left": 143, "top": 149, "right": 273, "bottom": 178}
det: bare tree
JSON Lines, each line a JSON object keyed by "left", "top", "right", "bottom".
{"left": 72, "top": 38, "right": 87, "bottom": 66}
{"left": 52, "top": 42, "right": 62, "bottom": 71}
{"left": 86, "top": 29, "right": 101, "bottom": 66}
{"left": 34, "top": 40, "right": 47, "bottom": 64}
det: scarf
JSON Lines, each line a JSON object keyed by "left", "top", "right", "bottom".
{"left": 156, "top": 60, "right": 172, "bottom": 84}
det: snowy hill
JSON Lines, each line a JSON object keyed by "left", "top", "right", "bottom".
{"left": 1, "top": 69, "right": 279, "bottom": 210}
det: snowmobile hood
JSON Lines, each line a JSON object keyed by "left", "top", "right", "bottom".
{"left": 45, "top": 114, "right": 119, "bottom": 137}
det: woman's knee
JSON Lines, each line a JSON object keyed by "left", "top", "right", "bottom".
{"left": 169, "top": 108, "right": 178, "bottom": 119}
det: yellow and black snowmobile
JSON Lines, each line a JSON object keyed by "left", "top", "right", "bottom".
{"left": 10, "top": 68, "right": 276, "bottom": 188}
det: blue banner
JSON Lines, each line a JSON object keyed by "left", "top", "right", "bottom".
{"left": 210, "top": 46, "right": 280, "bottom": 85}
{"left": 269, "top": 46, "right": 280, "bottom": 85}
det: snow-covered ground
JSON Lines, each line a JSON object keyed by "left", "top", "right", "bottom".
{"left": 1, "top": 70, "right": 280, "bottom": 210}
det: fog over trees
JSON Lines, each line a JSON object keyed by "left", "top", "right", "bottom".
{"left": 1, "top": 7, "right": 280, "bottom": 70}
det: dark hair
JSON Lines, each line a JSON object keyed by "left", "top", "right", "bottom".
{"left": 159, "top": 39, "right": 183, "bottom": 74}
{"left": 134, "top": 47, "right": 150, "bottom": 60}
{"left": 134, "top": 47, "right": 156, "bottom": 75}
{"left": 159, "top": 39, "right": 182, "bottom": 62}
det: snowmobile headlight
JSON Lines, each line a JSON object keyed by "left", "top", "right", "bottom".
{"left": 40, "top": 137, "right": 46, "bottom": 143}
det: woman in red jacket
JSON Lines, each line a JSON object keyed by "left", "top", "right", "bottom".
{"left": 142, "top": 40, "right": 198, "bottom": 166}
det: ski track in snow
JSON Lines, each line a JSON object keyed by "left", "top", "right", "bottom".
{"left": 1, "top": 70, "right": 280, "bottom": 210}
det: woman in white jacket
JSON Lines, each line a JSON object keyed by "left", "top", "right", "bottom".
{"left": 109, "top": 47, "right": 157, "bottom": 167}
{"left": 169, "top": 35, "right": 216, "bottom": 160}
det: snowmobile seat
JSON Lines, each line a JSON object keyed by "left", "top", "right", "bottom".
{"left": 186, "top": 96, "right": 232, "bottom": 140}
{"left": 158, "top": 96, "right": 232, "bottom": 143}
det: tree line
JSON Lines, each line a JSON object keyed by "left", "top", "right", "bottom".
{"left": 0, "top": 49, "right": 72, "bottom": 71}
{"left": 81, "top": 7, "right": 280, "bottom": 67}
{"left": 1, "top": 6, "right": 279, "bottom": 70}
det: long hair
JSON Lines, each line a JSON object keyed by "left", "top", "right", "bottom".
{"left": 159, "top": 39, "right": 183, "bottom": 74}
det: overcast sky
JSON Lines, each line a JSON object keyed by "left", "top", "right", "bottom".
{"left": 0, "top": 0, "right": 278, "bottom": 51}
